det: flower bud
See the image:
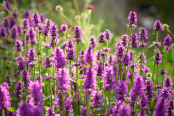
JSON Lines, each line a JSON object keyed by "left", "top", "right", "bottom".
{"left": 55, "top": 5, "right": 63, "bottom": 12}
{"left": 146, "top": 73, "right": 152, "bottom": 79}
{"left": 162, "top": 24, "right": 169, "bottom": 30}
{"left": 75, "top": 15, "right": 81, "bottom": 21}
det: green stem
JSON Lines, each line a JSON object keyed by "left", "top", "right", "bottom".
{"left": 140, "top": 51, "right": 143, "bottom": 75}
{"left": 73, "top": 0, "right": 80, "bottom": 14}
{"left": 167, "top": 29, "right": 174, "bottom": 37}
{"left": 152, "top": 64, "right": 156, "bottom": 82}
{"left": 115, "top": 58, "right": 119, "bottom": 85}
{"left": 75, "top": 42, "right": 79, "bottom": 115}
{"left": 62, "top": 92, "right": 65, "bottom": 116}
{"left": 164, "top": 52, "right": 167, "bottom": 70}
{"left": 152, "top": 32, "right": 159, "bottom": 82}
{"left": 108, "top": 90, "right": 111, "bottom": 116}
{"left": 24, "top": 34, "right": 26, "bottom": 58}
{"left": 156, "top": 65, "right": 158, "bottom": 85}
{"left": 33, "top": 66, "right": 35, "bottom": 81}
{"left": 86, "top": 95, "right": 91, "bottom": 116}
{"left": 60, "top": 12, "right": 73, "bottom": 24}
{"left": 127, "top": 28, "right": 132, "bottom": 54}
{"left": 2, "top": 108, "right": 4, "bottom": 116}
{"left": 132, "top": 49, "right": 135, "bottom": 87}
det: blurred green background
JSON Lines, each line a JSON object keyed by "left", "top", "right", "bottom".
{"left": 1, "top": 0, "right": 174, "bottom": 78}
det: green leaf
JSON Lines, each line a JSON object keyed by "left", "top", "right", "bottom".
{"left": 56, "top": 89, "right": 61, "bottom": 93}
{"left": 44, "top": 95, "right": 51, "bottom": 101}
{"left": 80, "top": 65, "right": 88, "bottom": 68}
{"left": 162, "top": 49, "right": 166, "bottom": 53}
{"left": 148, "top": 44, "right": 154, "bottom": 48}
{"left": 7, "top": 107, "right": 16, "bottom": 112}
{"left": 44, "top": 106, "right": 49, "bottom": 109}
{"left": 96, "top": 108, "right": 103, "bottom": 111}
{"left": 66, "top": 90, "right": 72, "bottom": 97}
{"left": 82, "top": 94, "right": 87, "bottom": 97}
{"left": 77, "top": 79, "right": 84, "bottom": 86}
{"left": 125, "top": 99, "right": 129, "bottom": 104}
{"left": 95, "top": 60, "right": 100, "bottom": 62}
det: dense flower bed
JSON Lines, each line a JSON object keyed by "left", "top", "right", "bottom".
{"left": 0, "top": 1, "right": 174, "bottom": 116}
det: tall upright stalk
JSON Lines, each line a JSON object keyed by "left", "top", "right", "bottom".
{"left": 127, "top": 28, "right": 132, "bottom": 54}
{"left": 75, "top": 42, "right": 79, "bottom": 115}
{"left": 87, "top": 95, "right": 91, "bottom": 116}
{"left": 156, "top": 65, "right": 158, "bottom": 85}
{"left": 152, "top": 32, "right": 158, "bottom": 82}
{"left": 108, "top": 90, "right": 111, "bottom": 116}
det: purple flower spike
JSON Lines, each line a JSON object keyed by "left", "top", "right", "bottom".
{"left": 44, "top": 57, "right": 53, "bottom": 67}
{"left": 80, "top": 106, "right": 93, "bottom": 116}
{"left": 32, "top": 13, "right": 41, "bottom": 26}
{"left": 15, "top": 39, "right": 24, "bottom": 52}
{"left": 91, "top": 90, "right": 103, "bottom": 109}
{"left": 153, "top": 49, "right": 162, "bottom": 65}
{"left": 97, "top": 32, "right": 106, "bottom": 43}
{"left": 103, "top": 66, "right": 115, "bottom": 90}
{"left": 130, "top": 75, "right": 144, "bottom": 101}
{"left": 144, "top": 79, "right": 154, "bottom": 100}
{"left": 78, "top": 50, "right": 86, "bottom": 65}
{"left": 120, "top": 34, "right": 129, "bottom": 47}
{"left": 3, "top": 18, "right": 11, "bottom": 28}
{"left": 73, "top": 26, "right": 82, "bottom": 42}
{"left": 46, "top": 107, "right": 56, "bottom": 116}
{"left": 105, "top": 29, "right": 112, "bottom": 40}
{"left": 84, "top": 46, "right": 95, "bottom": 66}
{"left": 29, "top": 80, "right": 44, "bottom": 110}
{"left": 153, "top": 98, "right": 168, "bottom": 116}
{"left": 21, "top": 19, "right": 30, "bottom": 32}
{"left": 96, "top": 63, "right": 103, "bottom": 76}
{"left": 60, "top": 24, "right": 68, "bottom": 32}
{"left": 0, "top": 25, "right": 8, "bottom": 38}
{"left": 54, "top": 47, "right": 66, "bottom": 68}
{"left": 3, "top": 1, "right": 11, "bottom": 12}
{"left": 163, "top": 34, "right": 172, "bottom": 50}
{"left": 5, "top": 75, "right": 12, "bottom": 86}
{"left": 130, "top": 33, "right": 139, "bottom": 49}
{"left": 45, "top": 19, "right": 53, "bottom": 28}
{"left": 122, "top": 53, "right": 131, "bottom": 66}
{"left": 22, "top": 69, "right": 30, "bottom": 87}
{"left": 11, "top": 25, "right": 19, "bottom": 39}
{"left": 153, "top": 20, "right": 163, "bottom": 32}
{"left": 163, "top": 76, "right": 173, "bottom": 89}
{"left": 12, "top": 11, "right": 18, "bottom": 20}
{"left": 89, "top": 36, "right": 97, "bottom": 49}
{"left": 14, "top": 80, "right": 23, "bottom": 98}
{"left": 114, "top": 80, "right": 128, "bottom": 101}
{"left": 152, "top": 41, "right": 161, "bottom": 46}
{"left": 0, "top": 84, "right": 11, "bottom": 110}
{"left": 24, "top": 10, "right": 31, "bottom": 18}
{"left": 115, "top": 44, "right": 125, "bottom": 59}
{"left": 117, "top": 103, "right": 132, "bottom": 116}
{"left": 127, "top": 11, "right": 138, "bottom": 29}
{"left": 35, "top": 74, "right": 43, "bottom": 83}
{"left": 17, "top": 58, "right": 25, "bottom": 71}
{"left": 56, "top": 68, "right": 70, "bottom": 92}
{"left": 26, "top": 48, "right": 38, "bottom": 66}
{"left": 66, "top": 40, "right": 75, "bottom": 49}
{"left": 159, "top": 69, "right": 167, "bottom": 75}
{"left": 83, "top": 67, "right": 96, "bottom": 95}
{"left": 40, "top": 13, "right": 45, "bottom": 22}
{"left": 139, "top": 27, "right": 148, "bottom": 40}
{"left": 66, "top": 48, "right": 76, "bottom": 60}
{"left": 26, "top": 27, "right": 37, "bottom": 45}
{"left": 49, "top": 24, "right": 59, "bottom": 37}
{"left": 16, "top": 101, "right": 32, "bottom": 116}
